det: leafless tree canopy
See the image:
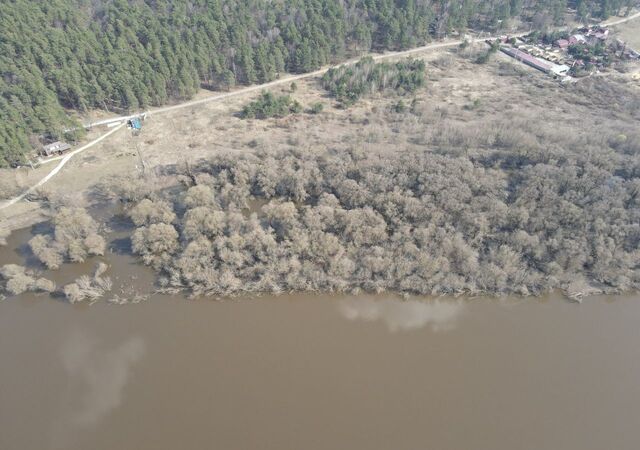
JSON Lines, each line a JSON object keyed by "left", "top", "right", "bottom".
{"left": 63, "top": 263, "right": 113, "bottom": 304}
{"left": 0, "top": 264, "right": 55, "bottom": 296}
{"left": 29, "top": 207, "right": 106, "bottom": 270}
{"left": 122, "top": 146, "right": 639, "bottom": 298}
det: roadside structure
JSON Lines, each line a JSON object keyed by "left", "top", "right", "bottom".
{"left": 500, "top": 46, "right": 569, "bottom": 77}
{"left": 41, "top": 141, "right": 71, "bottom": 157}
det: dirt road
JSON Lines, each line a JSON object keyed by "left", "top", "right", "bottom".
{"left": 601, "top": 10, "right": 640, "bottom": 26}
{"left": 0, "top": 124, "right": 124, "bottom": 210}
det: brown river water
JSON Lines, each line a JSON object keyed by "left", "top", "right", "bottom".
{"left": 1, "top": 226, "right": 640, "bottom": 450}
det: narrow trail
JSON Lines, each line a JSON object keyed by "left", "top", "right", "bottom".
{"left": 601, "top": 10, "right": 640, "bottom": 26}
{"left": 86, "top": 10, "right": 640, "bottom": 127}
{"left": 0, "top": 124, "right": 124, "bottom": 210}
{"left": 1, "top": 11, "right": 638, "bottom": 213}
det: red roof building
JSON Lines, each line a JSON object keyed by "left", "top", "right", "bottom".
{"left": 568, "top": 34, "right": 587, "bottom": 45}
{"left": 500, "top": 46, "right": 554, "bottom": 73}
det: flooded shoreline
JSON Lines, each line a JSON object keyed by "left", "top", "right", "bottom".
{"left": 2, "top": 222, "right": 640, "bottom": 450}
{"left": 2, "top": 283, "right": 640, "bottom": 450}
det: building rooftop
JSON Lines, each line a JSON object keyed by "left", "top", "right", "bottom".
{"left": 41, "top": 141, "right": 71, "bottom": 156}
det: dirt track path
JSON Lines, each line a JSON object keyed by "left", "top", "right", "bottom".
{"left": 0, "top": 124, "right": 124, "bottom": 210}
{"left": 601, "top": 10, "right": 640, "bottom": 26}
{"left": 86, "top": 38, "right": 486, "bottom": 128}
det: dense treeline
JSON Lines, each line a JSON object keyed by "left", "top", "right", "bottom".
{"left": 113, "top": 144, "right": 639, "bottom": 299}
{"left": 569, "top": 0, "right": 635, "bottom": 20}
{"left": 2, "top": 0, "right": 634, "bottom": 167}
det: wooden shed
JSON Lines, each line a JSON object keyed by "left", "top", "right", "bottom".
{"left": 41, "top": 141, "right": 71, "bottom": 157}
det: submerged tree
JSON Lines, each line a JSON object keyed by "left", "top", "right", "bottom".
{"left": 0, "top": 264, "right": 55, "bottom": 296}
{"left": 117, "top": 143, "right": 640, "bottom": 299}
{"left": 29, "top": 207, "right": 106, "bottom": 269}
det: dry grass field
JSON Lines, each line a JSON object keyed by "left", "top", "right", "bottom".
{"left": 612, "top": 18, "right": 640, "bottom": 49}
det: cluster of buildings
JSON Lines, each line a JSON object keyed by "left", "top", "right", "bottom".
{"left": 499, "top": 46, "right": 570, "bottom": 77}
{"left": 497, "top": 25, "right": 638, "bottom": 80}
{"left": 554, "top": 27, "right": 610, "bottom": 49}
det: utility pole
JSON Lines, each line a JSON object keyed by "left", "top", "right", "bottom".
{"left": 135, "top": 141, "right": 146, "bottom": 176}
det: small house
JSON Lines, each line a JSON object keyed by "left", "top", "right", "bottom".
{"left": 555, "top": 39, "right": 569, "bottom": 49}
{"left": 41, "top": 141, "right": 71, "bottom": 157}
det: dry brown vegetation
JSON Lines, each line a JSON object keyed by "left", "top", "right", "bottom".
{"left": 63, "top": 262, "right": 113, "bottom": 304}
{"left": 29, "top": 207, "right": 106, "bottom": 269}
{"left": 0, "top": 264, "right": 55, "bottom": 296}
{"left": 115, "top": 134, "right": 639, "bottom": 297}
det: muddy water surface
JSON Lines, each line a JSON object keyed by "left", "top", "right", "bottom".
{"left": 1, "top": 228, "right": 640, "bottom": 450}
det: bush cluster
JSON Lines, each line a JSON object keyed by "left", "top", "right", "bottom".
{"left": 240, "top": 92, "right": 302, "bottom": 119}
{"left": 321, "top": 57, "right": 425, "bottom": 106}
{"left": 29, "top": 207, "right": 106, "bottom": 269}
{"left": 0, "top": 264, "right": 55, "bottom": 296}
{"left": 63, "top": 263, "right": 112, "bottom": 304}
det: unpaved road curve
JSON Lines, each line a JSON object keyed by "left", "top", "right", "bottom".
{"left": 601, "top": 10, "right": 640, "bottom": 26}
{"left": 81, "top": 10, "right": 640, "bottom": 129}
{"left": 0, "top": 124, "right": 124, "bottom": 210}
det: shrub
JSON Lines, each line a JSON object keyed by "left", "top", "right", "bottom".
{"left": 321, "top": 57, "right": 425, "bottom": 106}
{"left": 34, "top": 278, "right": 56, "bottom": 293}
{"left": 6, "top": 274, "right": 34, "bottom": 295}
{"left": 240, "top": 91, "right": 302, "bottom": 119}
{"left": 393, "top": 100, "right": 407, "bottom": 113}
{"left": 131, "top": 223, "right": 180, "bottom": 270}
{"left": 0, "top": 264, "right": 55, "bottom": 296}
{"left": 62, "top": 263, "right": 112, "bottom": 304}
{"left": 119, "top": 145, "right": 640, "bottom": 299}
{"left": 309, "top": 102, "right": 324, "bottom": 114}
{"left": 475, "top": 40, "right": 500, "bottom": 64}
{"left": 128, "top": 198, "right": 176, "bottom": 226}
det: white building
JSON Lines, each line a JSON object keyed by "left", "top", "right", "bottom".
{"left": 549, "top": 64, "right": 570, "bottom": 76}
